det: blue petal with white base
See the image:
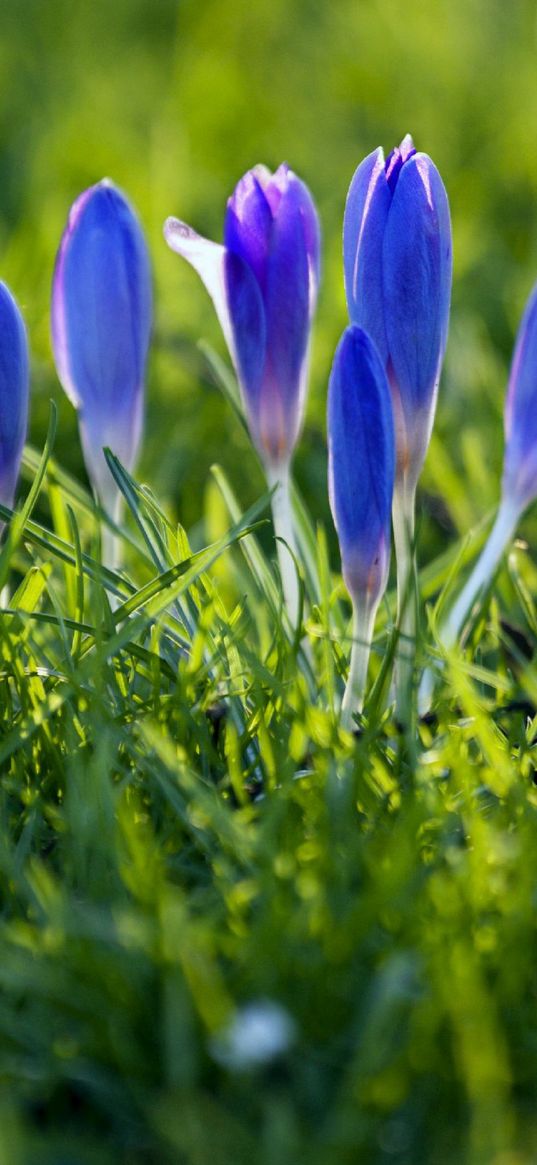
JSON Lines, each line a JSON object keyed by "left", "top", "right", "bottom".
{"left": 328, "top": 325, "right": 395, "bottom": 603}
{"left": 52, "top": 179, "right": 152, "bottom": 505}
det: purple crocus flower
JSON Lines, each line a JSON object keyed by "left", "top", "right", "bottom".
{"left": 51, "top": 180, "right": 152, "bottom": 513}
{"left": 328, "top": 325, "right": 395, "bottom": 723}
{"left": 0, "top": 283, "right": 29, "bottom": 511}
{"left": 164, "top": 164, "right": 320, "bottom": 471}
{"left": 343, "top": 134, "right": 452, "bottom": 490}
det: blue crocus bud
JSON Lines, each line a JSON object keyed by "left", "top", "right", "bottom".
{"left": 164, "top": 163, "right": 320, "bottom": 471}
{"left": 345, "top": 136, "right": 452, "bottom": 721}
{"left": 502, "top": 282, "right": 537, "bottom": 512}
{"left": 344, "top": 134, "right": 452, "bottom": 491}
{"left": 0, "top": 283, "right": 29, "bottom": 512}
{"left": 328, "top": 325, "right": 395, "bottom": 725}
{"left": 51, "top": 180, "right": 152, "bottom": 515}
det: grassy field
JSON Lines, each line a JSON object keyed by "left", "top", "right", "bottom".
{"left": 2, "top": 1, "right": 537, "bottom": 1162}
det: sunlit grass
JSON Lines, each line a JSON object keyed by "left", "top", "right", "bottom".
{"left": 0, "top": 393, "right": 537, "bottom": 1162}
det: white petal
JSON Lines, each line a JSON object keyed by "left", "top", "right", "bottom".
{"left": 164, "top": 218, "right": 234, "bottom": 356}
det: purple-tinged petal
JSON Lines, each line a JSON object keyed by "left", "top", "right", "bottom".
{"left": 223, "top": 249, "right": 266, "bottom": 445}
{"left": 263, "top": 163, "right": 290, "bottom": 215}
{"left": 287, "top": 170, "right": 321, "bottom": 314}
{"left": 0, "top": 283, "right": 29, "bottom": 509}
{"left": 51, "top": 185, "right": 95, "bottom": 409}
{"left": 382, "top": 152, "right": 452, "bottom": 481}
{"left": 343, "top": 147, "right": 391, "bottom": 365}
{"left": 328, "top": 325, "right": 395, "bottom": 603}
{"left": 165, "top": 216, "right": 267, "bottom": 453}
{"left": 399, "top": 133, "right": 416, "bottom": 163}
{"left": 224, "top": 171, "right": 273, "bottom": 295}
{"left": 52, "top": 180, "right": 152, "bottom": 498}
{"left": 502, "top": 282, "right": 537, "bottom": 511}
{"left": 385, "top": 147, "right": 403, "bottom": 194}
{"left": 262, "top": 175, "right": 312, "bottom": 463}
{"left": 384, "top": 135, "right": 416, "bottom": 192}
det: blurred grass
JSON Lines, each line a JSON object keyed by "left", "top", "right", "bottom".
{"left": 3, "top": 2, "right": 537, "bottom": 1163}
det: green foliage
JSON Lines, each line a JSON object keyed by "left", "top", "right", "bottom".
{"left": 0, "top": 414, "right": 536, "bottom": 1163}
{"left": 2, "top": 1, "right": 537, "bottom": 1162}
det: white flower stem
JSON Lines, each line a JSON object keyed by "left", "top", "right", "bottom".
{"left": 267, "top": 463, "right": 300, "bottom": 629}
{"left": 392, "top": 480, "right": 418, "bottom": 725}
{"left": 100, "top": 487, "right": 123, "bottom": 593}
{"left": 341, "top": 596, "right": 378, "bottom": 731}
{"left": 418, "top": 494, "right": 519, "bottom": 713}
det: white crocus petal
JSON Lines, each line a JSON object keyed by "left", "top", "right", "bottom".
{"left": 209, "top": 999, "right": 296, "bottom": 1070}
{"left": 164, "top": 218, "right": 235, "bottom": 357}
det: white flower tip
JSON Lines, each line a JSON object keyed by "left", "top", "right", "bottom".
{"left": 209, "top": 999, "right": 296, "bottom": 1071}
{"left": 164, "top": 217, "right": 200, "bottom": 251}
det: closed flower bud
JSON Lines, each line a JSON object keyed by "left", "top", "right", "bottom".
{"left": 328, "top": 325, "right": 395, "bottom": 723}
{"left": 165, "top": 163, "right": 320, "bottom": 471}
{"left": 502, "top": 281, "right": 537, "bottom": 512}
{"left": 0, "top": 283, "right": 29, "bottom": 511}
{"left": 344, "top": 135, "right": 452, "bottom": 490}
{"left": 51, "top": 180, "right": 152, "bottom": 513}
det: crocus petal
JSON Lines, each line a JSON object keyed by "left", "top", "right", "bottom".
{"left": 399, "top": 133, "right": 416, "bottom": 163}
{"left": 382, "top": 153, "right": 452, "bottom": 476}
{"left": 384, "top": 134, "right": 416, "bottom": 192}
{"left": 502, "top": 282, "right": 537, "bottom": 510}
{"left": 51, "top": 185, "right": 95, "bottom": 409}
{"left": 0, "top": 283, "right": 29, "bottom": 508}
{"left": 263, "top": 162, "right": 289, "bottom": 215}
{"left": 164, "top": 217, "right": 236, "bottom": 356}
{"left": 52, "top": 180, "right": 152, "bottom": 495}
{"left": 224, "top": 171, "right": 273, "bottom": 295}
{"left": 261, "top": 175, "right": 312, "bottom": 462}
{"left": 165, "top": 216, "right": 269, "bottom": 458}
{"left": 288, "top": 170, "right": 321, "bottom": 314}
{"left": 165, "top": 215, "right": 267, "bottom": 428}
{"left": 223, "top": 249, "right": 266, "bottom": 441}
{"left": 328, "top": 325, "right": 395, "bottom": 602}
{"left": 343, "top": 147, "right": 391, "bottom": 365}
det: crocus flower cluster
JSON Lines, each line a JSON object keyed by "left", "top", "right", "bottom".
{"left": 2, "top": 129, "right": 534, "bottom": 731}
{"left": 328, "top": 135, "right": 452, "bottom": 720}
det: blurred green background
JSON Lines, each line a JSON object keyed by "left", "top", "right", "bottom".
{"left": 4, "top": 0, "right": 537, "bottom": 557}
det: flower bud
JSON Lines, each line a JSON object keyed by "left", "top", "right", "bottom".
{"left": 0, "top": 283, "right": 29, "bottom": 510}
{"left": 165, "top": 163, "right": 320, "bottom": 469}
{"left": 51, "top": 180, "right": 152, "bottom": 509}
{"left": 328, "top": 325, "right": 395, "bottom": 607}
{"left": 502, "top": 281, "right": 537, "bottom": 513}
{"left": 343, "top": 135, "right": 452, "bottom": 490}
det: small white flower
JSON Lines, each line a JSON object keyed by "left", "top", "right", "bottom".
{"left": 209, "top": 999, "right": 296, "bottom": 1070}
